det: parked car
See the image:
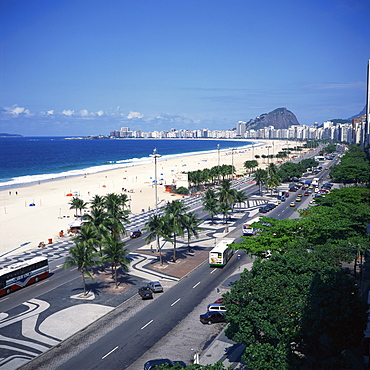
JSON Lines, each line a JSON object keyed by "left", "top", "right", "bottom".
{"left": 200, "top": 311, "right": 226, "bottom": 325}
{"left": 280, "top": 196, "right": 286, "bottom": 202}
{"left": 144, "top": 359, "right": 186, "bottom": 370}
{"left": 207, "top": 303, "right": 226, "bottom": 312}
{"left": 138, "top": 286, "right": 153, "bottom": 299}
{"left": 259, "top": 206, "right": 270, "bottom": 213}
{"left": 130, "top": 230, "right": 142, "bottom": 238}
{"left": 147, "top": 281, "right": 163, "bottom": 293}
{"left": 284, "top": 192, "right": 290, "bottom": 198}
{"left": 214, "top": 297, "right": 224, "bottom": 304}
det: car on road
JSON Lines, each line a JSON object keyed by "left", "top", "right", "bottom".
{"left": 296, "top": 196, "right": 301, "bottom": 202}
{"left": 200, "top": 311, "right": 226, "bottom": 325}
{"left": 147, "top": 281, "right": 163, "bottom": 293}
{"left": 304, "top": 191, "right": 310, "bottom": 196}
{"left": 290, "top": 201, "right": 296, "bottom": 207}
{"left": 144, "top": 359, "right": 186, "bottom": 370}
{"left": 138, "top": 286, "right": 153, "bottom": 299}
{"left": 259, "top": 206, "right": 270, "bottom": 213}
{"left": 130, "top": 230, "right": 142, "bottom": 238}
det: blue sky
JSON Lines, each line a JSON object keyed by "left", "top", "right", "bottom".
{"left": 0, "top": 0, "right": 369, "bottom": 136}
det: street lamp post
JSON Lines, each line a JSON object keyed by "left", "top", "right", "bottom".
{"left": 217, "top": 144, "right": 220, "bottom": 184}
{"left": 150, "top": 148, "right": 161, "bottom": 214}
{"left": 229, "top": 148, "right": 235, "bottom": 179}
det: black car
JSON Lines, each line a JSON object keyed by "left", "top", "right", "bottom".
{"left": 144, "top": 359, "right": 186, "bottom": 370}
{"left": 130, "top": 230, "right": 142, "bottom": 238}
{"left": 138, "top": 286, "right": 153, "bottom": 299}
{"left": 200, "top": 311, "right": 226, "bottom": 325}
{"left": 259, "top": 206, "right": 270, "bottom": 213}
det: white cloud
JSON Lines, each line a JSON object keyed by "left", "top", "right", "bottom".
{"left": 96, "top": 110, "right": 104, "bottom": 116}
{"left": 62, "top": 109, "right": 74, "bottom": 116}
{"left": 47, "top": 110, "right": 54, "bottom": 115}
{"left": 127, "top": 111, "right": 144, "bottom": 119}
{"left": 2, "top": 105, "right": 33, "bottom": 116}
{"left": 79, "top": 109, "right": 89, "bottom": 116}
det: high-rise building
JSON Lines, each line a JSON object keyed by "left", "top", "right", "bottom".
{"left": 366, "top": 59, "right": 370, "bottom": 147}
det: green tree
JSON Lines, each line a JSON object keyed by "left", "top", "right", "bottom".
{"left": 101, "top": 234, "right": 130, "bottom": 288}
{"left": 217, "top": 179, "right": 235, "bottom": 207}
{"left": 218, "top": 202, "right": 232, "bottom": 224}
{"left": 164, "top": 200, "right": 189, "bottom": 261}
{"left": 64, "top": 228, "right": 97, "bottom": 296}
{"left": 299, "top": 269, "right": 368, "bottom": 368}
{"left": 69, "top": 196, "right": 87, "bottom": 216}
{"left": 104, "top": 193, "right": 130, "bottom": 237}
{"left": 202, "top": 189, "right": 219, "bottom": 224}
{"left": 244, "top": 160, "right": 258, "bottom": 174}
{"left": 253, "top": 168, "right": 267, "bottom": 195}
{"left": 233, "top": 189, "right": 248, "bottom": 209}
{"left": 143, "top": 214, "right": 171, "bottom": 265}
{"left": 89, "top": 194, "right": 105, "bottom": 210}
{"left": 182, "top": 212, "right": 202, "bottom": 252}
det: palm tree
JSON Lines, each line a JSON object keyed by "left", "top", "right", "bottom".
{"left": 218, "top": 202, "right": 232, "bottom": 224}
{"left": 143, "top": 214, "right": 171, "bottom": 265}
{"left": 202, "top": 193, "right": 219, "bottom": 224}
{"left": 63, "top": 231, "right": 97, "bottom": 296}
{"left": 101, "top": 234, "right": 130, "bottom": 288}
{"left": 182, "top": 212, "right": 202, "bottom": 252}
{"left": 267, "top": 163, "right": 279, "bottom": 178}
{"left": 90, "top": 194, "right": 105, "bottom": 210}
{"left": 234, "top": 189, "right": 248, "bottom": 210}
{"left": 69, "top": 197, "right": 87, "bottom": 216}
{"left": 253, "top": 168, "right": 268, "bottom": 195}
{"left": 83, "top": 207, "right": 110, "bottom": 270}
{"left": 218, "top": 180, "right": 235, "bottom": 208}
{"left": 164, "top": 200, "right": 189, "bottom": 262}
{"left": 117, "top": 193, "right": 130, "bottom": 210}
{"left": 104, "top": 193, "right": 130, "bottom": 237}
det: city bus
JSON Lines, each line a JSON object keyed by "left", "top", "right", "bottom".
{"left": 209, "top": 238, "right": 235, "bottom": 267}
{"left": 0, "top": 256, "right": 49, "bottom": 296}
{"left": 242, "top": 216, "right": 261, "bottom": 236}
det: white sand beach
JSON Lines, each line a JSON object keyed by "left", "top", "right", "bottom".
{"left": 0, "top": 139, "right": 302, "bottom": 257}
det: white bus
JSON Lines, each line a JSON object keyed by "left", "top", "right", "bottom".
{"left": 242, "top": 217, "right": 261, "bottom": 236}
{"left": 209, "top": 238, "right": 235, "bottom": 267}
{"left": 0, "top": 256, "right": 49, "bottom": 296}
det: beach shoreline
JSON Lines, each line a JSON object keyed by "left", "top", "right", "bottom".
{"left": 0, "top": 139, "right": 302, "bottom": 258}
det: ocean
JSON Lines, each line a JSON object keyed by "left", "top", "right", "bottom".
{"left": 0, "top": 137, "right": 256, "bottom": 189}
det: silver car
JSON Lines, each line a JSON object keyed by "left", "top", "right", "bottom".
{"left": 147, "top": 281, "right": 163, "bottom": 293}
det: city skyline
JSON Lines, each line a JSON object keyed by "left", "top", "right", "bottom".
{"left": 1, "top": 0, "right": 369, "bottom": 136}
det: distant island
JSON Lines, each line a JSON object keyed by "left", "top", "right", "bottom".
{"left": 0, "top": 133, "right": 23, "bottom": 137}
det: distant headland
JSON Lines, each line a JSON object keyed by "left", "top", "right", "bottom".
{"left": 0, "top": 133, "right": 23, "bottom": 137}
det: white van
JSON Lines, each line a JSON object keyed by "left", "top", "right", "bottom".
{"left": 207, "top": 303, "right": 226, "bottom": 312}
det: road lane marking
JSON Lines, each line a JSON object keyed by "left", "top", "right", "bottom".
{"left": 36, "top": 281, "right": 47, "bottom": 286}
{"left": 210, "top": 268, "right": 217, "bottom": 274}
{"left": 192, "top": 282, "right": 201, "bottom": 289}
{"left": 141, "top": 320, "right": 153, "bottom": 330}
{"left": 0, "top": 297, "right": 9, "bottom": 302}
{"left": 171, "top": 298, "right": 181, "bottom": 306}
{"left": 102, "top": 346, "right": 118, "bottom": 359}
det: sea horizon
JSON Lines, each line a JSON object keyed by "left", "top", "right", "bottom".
{"left": 0, "top": 137, "right": 259, "bottom": 190}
